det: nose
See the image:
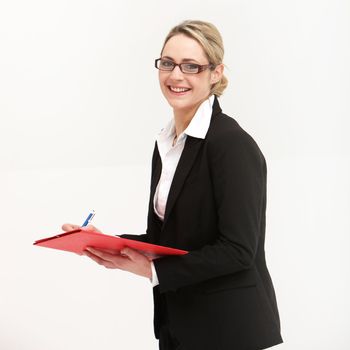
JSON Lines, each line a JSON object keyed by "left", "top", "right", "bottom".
{"left": 169, "top": 65, "right": 184, "bottom": 79}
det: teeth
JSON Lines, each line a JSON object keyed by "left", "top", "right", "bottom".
{"left": 170, "top": 86, "right": 190, "bottom": 92}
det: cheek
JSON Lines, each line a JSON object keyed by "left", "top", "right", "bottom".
{"left": 158, "top": 73, "right": 169, "bottom": 90}
{"left": 158, "top": 71, "right": 164, "bottom": 81}
{"left": 192, "top": 77, "right": 211, "bottom": 93}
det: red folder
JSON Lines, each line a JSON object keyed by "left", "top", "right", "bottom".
{"left": 33, "top": 229, "right": 188, "bottom": 260}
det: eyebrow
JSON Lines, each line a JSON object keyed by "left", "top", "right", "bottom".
{"left": 161, "top": 56, "right": 200, "bottom": 63}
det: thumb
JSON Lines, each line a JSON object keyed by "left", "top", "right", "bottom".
{"left": 62, "top": 223, "right": 80, "bottom": 231}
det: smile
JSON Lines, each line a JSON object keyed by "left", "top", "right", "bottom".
{"left": 168, "top": 86, "right": 192, "bottom": 94}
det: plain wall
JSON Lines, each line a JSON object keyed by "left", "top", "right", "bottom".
{"left": 0, "top": 0, "right": 349, "bottom": 349}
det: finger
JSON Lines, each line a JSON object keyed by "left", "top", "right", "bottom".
{"left": 84, "top": 249, "right": 126, "bottom": 269}
{"left": 121, "top": 247, "right": 148, "bottom": 262}
{"left": 62, "top": 223, "right": 80, "bottom": 231}
{"left": 83, "top": 250, "right": 117, "bottom": 269}
{"left": 93, "top": 247, "right": 122, "bottom": 255}
{"left": 85, "top": 247, "right": 126, "bottom": 264}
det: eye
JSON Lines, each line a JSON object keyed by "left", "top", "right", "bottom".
{"left": 160, "top": 60, "right": 174, "bottom": 68}
{"left": 186, "top": 64, "right": 199, "bottom": 69}
{"left": 182, "top": 63, "right": 199, "bottom": 72}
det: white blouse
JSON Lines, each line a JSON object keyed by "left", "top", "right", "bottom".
{"left": 153, "top": 94, "right": 215, "bottom": 220}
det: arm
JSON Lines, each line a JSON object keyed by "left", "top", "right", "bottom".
{"left": 153, "top": 129, "right": 266, "bottom": 293}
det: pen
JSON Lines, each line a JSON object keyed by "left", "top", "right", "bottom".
{"left": 81, "top": 210, "right": 95, "bottom": 227}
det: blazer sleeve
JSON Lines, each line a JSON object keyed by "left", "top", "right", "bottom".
{"left": 117, "top": 233, "right": 149, "bottom": 242}
{"left": 153, "top": 128, "right": 266, "bottom": 293}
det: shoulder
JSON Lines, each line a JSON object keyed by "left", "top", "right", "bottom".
{"left": 206, "top": 112, "right": 265, "bottom": 164}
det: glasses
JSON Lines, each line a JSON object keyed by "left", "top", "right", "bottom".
{"left": 155, "top": 58, "right": 216, "bottom": 74}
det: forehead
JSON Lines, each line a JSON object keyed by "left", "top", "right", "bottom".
{"left": 162, "top": 34, "right": 207, "bottom": 62}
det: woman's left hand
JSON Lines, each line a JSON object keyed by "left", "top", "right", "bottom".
{"left": 83, "top": 246, "right": 152, "bottom": 279}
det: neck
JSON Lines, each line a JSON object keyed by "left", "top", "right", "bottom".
{"left": 172, "top": 101, "right": 202, "bottom": 137}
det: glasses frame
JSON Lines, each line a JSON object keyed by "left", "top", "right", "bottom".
{"left": 154, "top": 58, "right": 216, "bottom": 74}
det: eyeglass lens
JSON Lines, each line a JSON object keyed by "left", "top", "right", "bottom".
{"left": 158, "top": 59, "right": 200, "bottom": 73}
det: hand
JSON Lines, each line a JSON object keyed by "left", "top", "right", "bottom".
{"left": 62, "top": 223, "right": 102, "bottom": 233}
{"left": 83, "top": 247, "right": 152, "bottom": 279}
{"left": 61, "top": 223, "right": 152, "bottom": 280}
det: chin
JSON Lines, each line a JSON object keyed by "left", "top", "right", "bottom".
{"left": 168, "top": 99, "right": 194, "bottom": 111}
{"left": 164, "top": 94, "right": 195, "bottom": 109}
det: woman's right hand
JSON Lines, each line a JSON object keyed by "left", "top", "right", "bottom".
{"left": 61, "top": 223, "right": 102, "bottom": 233}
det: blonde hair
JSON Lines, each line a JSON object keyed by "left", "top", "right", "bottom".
{"left": 160, "top": 20, "right": 228, "bottom": 97}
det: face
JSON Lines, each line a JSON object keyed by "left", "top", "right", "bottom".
{"left": 158, "top": 34, "right": 223, "bottom": 114}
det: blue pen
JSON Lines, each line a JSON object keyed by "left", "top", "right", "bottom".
{"left": 81, "top": 210, "right": 95, "bottom": 227}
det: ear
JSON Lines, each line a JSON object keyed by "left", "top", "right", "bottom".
{"left": 210, "top": 63, "right": 224, "bottom": 85}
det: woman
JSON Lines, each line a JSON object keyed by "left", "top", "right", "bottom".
{"left": 63, "top": 20, "right": 283, "bottom": 350}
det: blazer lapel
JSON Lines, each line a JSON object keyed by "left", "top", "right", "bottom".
{"left": 150, "top": 144, "right": 162, "bottom": 213}
{"left": 151, "top": 95, "right": 223, "bottom": 230}
{"left": 162, "top": 136, "right": 203, "bottom": 228}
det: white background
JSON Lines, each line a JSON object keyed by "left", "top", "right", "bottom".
{"left": 0, "top": 0, "right": 349, "bottom": 349}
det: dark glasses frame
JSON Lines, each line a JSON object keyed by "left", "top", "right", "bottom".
{"left": 154, "top": 58, "right": 216, "bottom": 74}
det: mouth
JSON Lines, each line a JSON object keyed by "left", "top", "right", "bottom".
{"left": 167, "top": 85, "right": 192, "bottom": 96}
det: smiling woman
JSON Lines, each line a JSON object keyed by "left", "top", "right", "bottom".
{"left": 156, "top": 27, "right": 227, "bottom": 135}
{"left": 62, "top": 19, "right": 283, "bottom": 350}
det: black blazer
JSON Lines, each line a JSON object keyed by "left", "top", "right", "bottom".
{"left": 121, "top": 95, "right": 283, "bottom": 350}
